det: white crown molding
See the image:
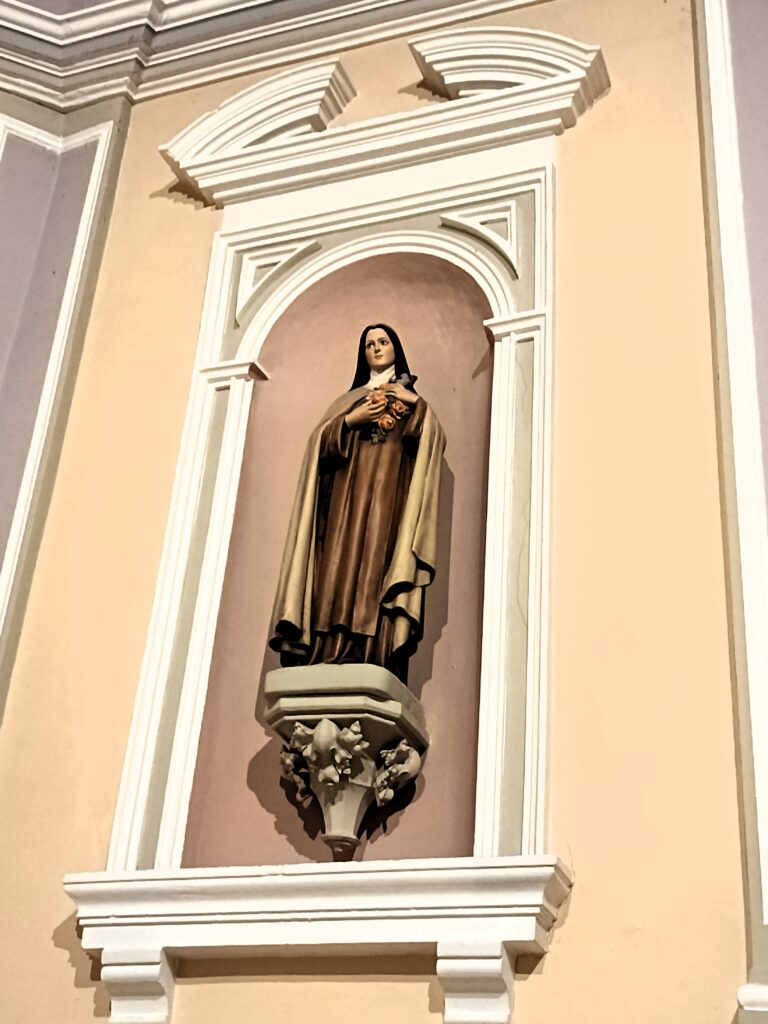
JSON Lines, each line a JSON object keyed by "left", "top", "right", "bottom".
{"left": 65, "top": 857, "right": 572, "bottom": 1024}
{"left": 0, "top": 0, "right": 151, "bottom": 40}
{"left": 410, "top": 25, "right": 609, "bottom": 101}
{"left": 161, "top": 28, "right": 608, "bottom": 207}
{"left": 160, "top": 59, "right": 354, "bottom": 197}
{"left": 0, "top": 0, "right": 554, "bottom": 111}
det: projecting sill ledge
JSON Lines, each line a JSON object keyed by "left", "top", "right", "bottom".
{"left": 64, "top": 855, "right": 572, "bottom": 1024}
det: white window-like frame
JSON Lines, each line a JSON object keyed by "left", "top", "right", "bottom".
{"left": 65, "top": 28, "right": 609, "bottom": 1024}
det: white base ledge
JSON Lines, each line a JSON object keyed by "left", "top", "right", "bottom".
{"left": 65, "top": 855, "right": 572, "bottom": 1024}
{"left": 740, "top": 984, "right": 768, "bottom": 1012}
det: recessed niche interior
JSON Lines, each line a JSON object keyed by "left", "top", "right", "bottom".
{"left": 182, "top": 251, "right": 493, "bottom": 866}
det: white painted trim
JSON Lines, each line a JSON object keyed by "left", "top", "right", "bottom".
{"left": 65, "top": 857, "right": 571, "bottom": 1024}
{"left": 740, "top": 984, "right": 768, "bottom": 1013}
{"left": 0, "top": 0, "right": 556, "bottom": 111}
{"left": 66, "top": 857, "right": 572, "bottom": 1005}
{"left": 0, "top": 116, "right": 113, "bottom": 679}
{"left": 702, "top": 0, "right": 768, "bottom": 924}
{"left": 161, "top": 30, "right": 608, "bottom": 207}
{"left": 525, "top": 164, "right": 554, "bottom": 853}
{"left": 0, "top": 0, "right": 550, "bottom": 46}
{"left": 160, "top": 58, "right": 355, "bottom": 199}
{"left": 0, "top": 0, "right": 152, "bottom": 40}
{"left": 146, "top": 186, "right": 553, "bottom": 865}
{"left": 0, "top": 115, "right": 113, "bottom": 157}
{"left": 105, "top": 60, "right": 606, "bottom": 870}
{"left": 153, "top": 370, "right": 257, "bottom": 867}
{"left": 84, "top": 37, "right": 608, "bottom": 1012}
{"left": 68, "top": 856, "right": 571, "bottom": 1020}
{"left": 409, "top": 24, "right": 609, "bottom": 100}
{"left": 101, "top": 948, "right": 174, "bottom": 1024}
{"left": 437, "top": 941, "right": 515, "bottom": 1024}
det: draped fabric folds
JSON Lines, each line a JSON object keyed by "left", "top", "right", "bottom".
{"left": 269, "top": 385, "right": 445, "bottom": 681}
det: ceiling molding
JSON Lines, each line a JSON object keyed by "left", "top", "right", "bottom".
{"left": 410, "top": 24, "right": 610, "bottom": 101}
{"left": 0, "top": 0, "right": 554, "bottom": 112}
{"left": 160, "top": 25, "right": 610, "bottom": 207}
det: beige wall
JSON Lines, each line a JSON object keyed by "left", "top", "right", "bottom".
{"left": 0, "top": 0, "right": 745, "bottom": 1022}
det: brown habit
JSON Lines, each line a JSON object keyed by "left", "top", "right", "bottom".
{"left": 269, "top": 386, "right": 445, "bottom": 679}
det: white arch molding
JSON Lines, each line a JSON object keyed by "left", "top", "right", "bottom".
{"left": 236, "top": 230, "right": 518, "bottom": 361}
{"left": 64, "top": 24, "right": 612, "bottom": 1023}
{"left": 144, "top": 215, "right": 547, "bottom": 870}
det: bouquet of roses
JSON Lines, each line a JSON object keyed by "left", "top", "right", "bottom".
{"left": 370, "top": 373, "right": 416, "bottom": 444}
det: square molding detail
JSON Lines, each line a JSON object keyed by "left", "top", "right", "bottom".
{"left": 65, "top": 856, "right": 573, "bottom": 1024}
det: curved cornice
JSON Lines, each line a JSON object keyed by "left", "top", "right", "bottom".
{"left": 161, "top": 25, "right": 610, "bottom": 208}
{"left": 410, "top": 25, "right": 610, "bottom": 106}
{"left": 160, "top": 59, "right": 354, "bottom": 195}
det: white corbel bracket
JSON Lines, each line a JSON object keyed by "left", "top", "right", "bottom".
{"left": 66, "top": 856, "right": 572, "bottom": 1024}
{"left": 438, "top": 942, "right": 515, "bottom": 1024}
{"left": 100, "top": 948, "right": 174, "bottom": 1024}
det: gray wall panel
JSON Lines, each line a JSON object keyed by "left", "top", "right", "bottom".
{"left": 0, "top": 136, "right": 96, "bottom": 564}
{"left": 729, "top": 0, "right": 768, "bottom": 485}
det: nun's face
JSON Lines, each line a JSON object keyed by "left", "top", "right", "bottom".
{"left": 364, "top": 328, "right": 395, "bottom": 373}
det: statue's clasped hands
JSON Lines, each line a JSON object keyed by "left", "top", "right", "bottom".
{"left": 345, "top": 391, "right": 387, "bottom": 429}
{"left": 381, "top": 382, "right": 417, "bottom": 406}
{"left": 344, "top": 384, "right": 416, "bottom": 430}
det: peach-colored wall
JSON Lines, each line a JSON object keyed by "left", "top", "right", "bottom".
{"left": 183, "top": 252, "right": 491, "bottom": 867}
{"left": 491, "top": 2, "right": 745, "bottom": 1023}
{"left": 0, "top": 1, "right": 746, "bottom": 1023}
{"left": 174, "top": 955, "right": 442, "bottom": 1023}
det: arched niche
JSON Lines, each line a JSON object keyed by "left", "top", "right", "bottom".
{"left": 63, "top": 24, "right": 615, "bottom": 1021}
{"left": 183, "top": 250, "right": 493, "bottom": 866}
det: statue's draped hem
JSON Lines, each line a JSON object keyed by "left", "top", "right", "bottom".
{"left": 269, "top": 386, "right": 445, "bottom": 661}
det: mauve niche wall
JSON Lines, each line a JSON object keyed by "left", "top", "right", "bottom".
{"left": 183, "top": 251, "right": 492, "bottom": 866}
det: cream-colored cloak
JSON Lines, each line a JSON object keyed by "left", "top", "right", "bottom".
{"left": 269, "top": 386, "right": 445, "bottom": 658}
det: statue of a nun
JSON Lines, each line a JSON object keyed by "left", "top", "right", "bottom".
{"left": 269, "top": 324, "right": 445, "bottom": 685}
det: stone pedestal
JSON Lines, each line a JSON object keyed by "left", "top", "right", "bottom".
{"left": 261, "top": 664, "right": 429, "bottom": 859}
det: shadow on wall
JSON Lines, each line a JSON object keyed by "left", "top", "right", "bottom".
{"left": 52, "top": 913, "right": 110, "bottom": 1019}
{"left": 177, "top": 952, "right": 439, "bottom": 979}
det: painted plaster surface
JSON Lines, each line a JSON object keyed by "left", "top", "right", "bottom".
{"left": 174, "top": 954, "right": 441, "bottom": 1023}
{"left": 0, "top": 135, "right": 96, "bottom": 563}
{"left": 485, "top": 1, "right": 746, "bottom": 1022}
{"left": 0, "top": 2, "right": 747, "bottom": 1023}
